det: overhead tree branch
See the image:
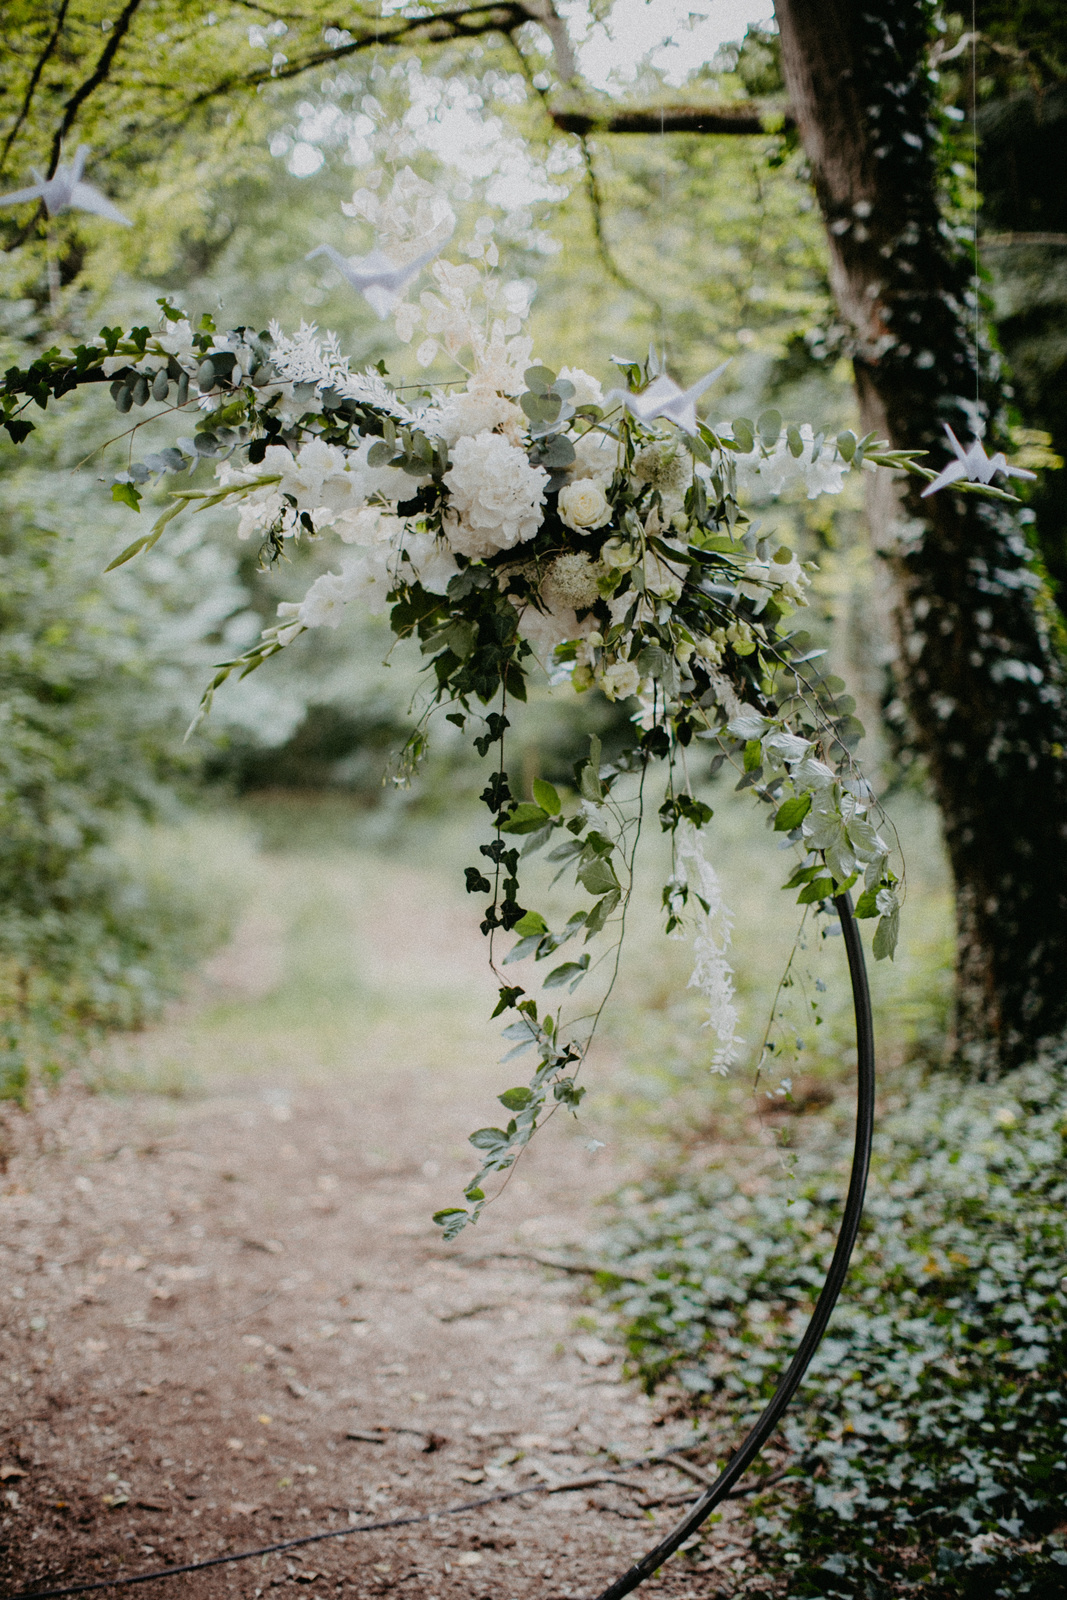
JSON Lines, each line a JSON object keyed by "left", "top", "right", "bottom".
{"left": 47, "top": 0, "right": 146, "bottom": 175}
{"left": 0, "top": 0, "right": 72, "bottom": 178}
{"left": 550, "top": 101, "right": 794, "bottom": 137}
{"left": 517, "top": 0, "right": 578, "bottom": 84}
{"left": 171, "top": 3, "right": 532, "bottom": 122}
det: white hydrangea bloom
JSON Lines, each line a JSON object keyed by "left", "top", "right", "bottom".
{"left": 673, "top": 821, "right": 742, "bottom": 1072}
{"left": 432, "top": 388, "right": 525, "bottom": 446}
{"left": 442, "top": 431, "right": 548, "bottom": 559}
{"left": 557, "top": 366, "right": 604, "bottom": 406}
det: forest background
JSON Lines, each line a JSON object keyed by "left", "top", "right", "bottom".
{"left": 2, "top": 2, "right": 1067, "bottom": 1595}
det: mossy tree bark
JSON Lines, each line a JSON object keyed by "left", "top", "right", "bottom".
{"left": 775, "top": 0, "right": 1067, "bottom": 1071}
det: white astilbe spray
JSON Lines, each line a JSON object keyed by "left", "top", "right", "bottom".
{"left": 673, "top": 820, "right": 743, "bottom": 1072}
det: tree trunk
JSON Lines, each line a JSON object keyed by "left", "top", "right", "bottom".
{"left": 774, "top": 0, "right": 1067, "bottom": 1072}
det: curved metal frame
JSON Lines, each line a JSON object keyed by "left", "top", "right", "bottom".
{"left": 595, "top": 892, "right": 876, "bottom": 1600}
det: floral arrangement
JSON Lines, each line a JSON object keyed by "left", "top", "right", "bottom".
{"left": 0, "top": 168, "right": 1025, "bottom": 1238}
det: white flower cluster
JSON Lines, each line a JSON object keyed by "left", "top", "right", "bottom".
{"left": 216, "top": 437, "right": 403, "bottom": 544}
{"left": 397, "top": 257, "right": 534, "bottom": 385}
{"left": 343, "top": 165, "right": 455, "bottom": 270}
{"left": 731, "top": 424, "right": 848, "bottom": 500}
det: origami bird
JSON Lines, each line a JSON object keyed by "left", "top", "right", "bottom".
{"left": 0, "top": 145, "right": 131, "bottom": 225}
{"left": 921, "top": 423, "right": 1037, "bottom": 497}
{"left": 305, "top": 241, "right": 444, "bottom": 319}
{"left": 604, "top": 361, "right": 730, "bottom": 435}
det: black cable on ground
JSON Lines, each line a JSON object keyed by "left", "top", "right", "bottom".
{"left": 592, "top": 891, "right": 876, "bottom": 1600}
{"left": 4, "top": 1444, "right": 772, "bottom": 1600}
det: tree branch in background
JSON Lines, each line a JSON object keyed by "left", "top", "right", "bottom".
{"left": 551, "top": 101, "right": 794, "bottom": 137}
{"left": 0, "top": 0, "right": 71, "bottom": 178}
{"left": 517, "top": 0, "right": 578, "bottom": 84}
{"left": 47, "top": 0, "right": 146, "bottom": 176}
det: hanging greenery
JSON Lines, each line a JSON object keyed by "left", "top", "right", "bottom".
{"left": 0, "top": 164, "right": 1021, "bottom": 1230}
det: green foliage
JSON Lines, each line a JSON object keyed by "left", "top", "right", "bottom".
{"left": 597, "top": 1052, "right": 1067, "bottom": 1595}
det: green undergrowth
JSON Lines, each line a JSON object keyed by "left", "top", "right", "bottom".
{"left": 1, "top": 813, "right": 255, "bottom": 1102}
{"left": 596, "top": 1048, "right": 1067, "bottom": 1598}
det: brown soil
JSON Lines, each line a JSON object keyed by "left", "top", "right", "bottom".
{"left": 0, "top": 932, "right": 756, "bottom": 1599}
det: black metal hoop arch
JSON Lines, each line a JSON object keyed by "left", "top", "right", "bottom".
{"left": 594, "top": 891, "right": 876, "bottom": 1600}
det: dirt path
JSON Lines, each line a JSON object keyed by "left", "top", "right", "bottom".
{"left": 0, "top": 830, "right": 754, "bottom": 1599}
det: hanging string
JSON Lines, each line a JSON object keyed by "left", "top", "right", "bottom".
{"left": 659, "top": 103, "right": 667, "bottom": 362}
{"left": 971, "top": 2, "right": 980, "bottom": 411}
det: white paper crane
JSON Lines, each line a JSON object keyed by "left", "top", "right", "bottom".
{"left": 921, "top": 423, "right": 1037, "bottom": 497}
{"left": 0, "top": 145, "right": 131, "bottom": 225}
{"left": 604, "top": 361, "right": 730, "bottom": 435}
{"left": 305, "top": 241, "right": 444, "bottom": 319}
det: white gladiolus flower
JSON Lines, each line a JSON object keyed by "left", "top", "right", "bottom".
{"left": 403, "top": 529, "right": 460, "bottom": 595}
{"left": 297, "top": 547, "right": 396, "bottom": 627}
{"left": 335, "top": 505, "right": 404, "bottom": 546}
{"left": 297, "top": 571, "right": 356, "bottom": 628}
{"left": 557, "top": 478, "right": 611, "bottom": 531}
{"left": 442, "top": 431, "right": 548, "bottom": 559}
{"left": 518, "top": 601, "right": 590, "bottom": 656}
{"left": 599, "top": 659, "right": 641, "bottom": 700}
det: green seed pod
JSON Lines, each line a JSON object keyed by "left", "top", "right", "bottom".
{"left": 109, "top": 378, "right": 126, "bottom": 401}
{"left": 116, "top": 385, "right": 133, "bottom": 414}
{"left": 176, "top": 372, "right": 190, "bottom": 406}
{"left": 132, "top": 374, "right": 149, "bottom": 406}
{"left": 197, "top": 358, "right": 216, "bottom": 391}
{"left": 151, "top": 369, "right": 169, "bottom": 402}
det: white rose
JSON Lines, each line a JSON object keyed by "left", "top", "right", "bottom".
{"left": 442, "top": 431, "right": 548, "bottom": 559}
{"left": 599, "top": 659, "right": 641, "bottom": 701}
{"left": 557, "top": 479, "right": 611, "bottom": 532}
